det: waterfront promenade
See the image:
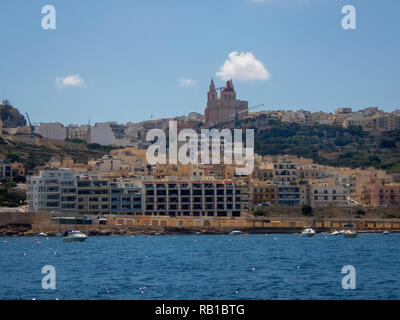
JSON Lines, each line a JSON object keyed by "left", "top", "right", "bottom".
{"left": 1, "top": 211, "right": 400, "bottom": 236}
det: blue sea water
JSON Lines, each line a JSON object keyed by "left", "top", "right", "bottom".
{"left": 0, "top": 233, "right": 399, "bottom": 300}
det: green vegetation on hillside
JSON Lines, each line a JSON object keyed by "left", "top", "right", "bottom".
{"left": 0, "top": 138, "right": 114, "bottom": 174}
{"left": 254, "top": 122, "right": 400, "bottom": 173}
{"left": 0, "top": 180, "right": 26, "bottom": 207}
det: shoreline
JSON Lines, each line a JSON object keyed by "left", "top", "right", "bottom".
{"left": 1, "top": 228, "right": 399, "bottom": 237}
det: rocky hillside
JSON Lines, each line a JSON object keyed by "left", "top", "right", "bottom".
{"left": 0, "top": 100, "right": 26, "bottom": 128}
{"left": 0, "top": 136, "right": 113, "bottom": 174}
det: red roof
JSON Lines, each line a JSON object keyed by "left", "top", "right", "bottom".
{"left": 222, "top": 86, "right": 235, "bottom": 92}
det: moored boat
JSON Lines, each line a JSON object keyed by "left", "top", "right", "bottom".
{"left": 343, "top": 229, "right": 357, "bottom": 238}
{"left": 300, "top": 226, "right": 316, "bottom": 237}
{"left": 63, "top": 230, "right": 88, "bottom": 242}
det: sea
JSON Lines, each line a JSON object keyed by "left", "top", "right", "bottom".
{"left": 0, "top": 233, "right": 399, "bottom": 300}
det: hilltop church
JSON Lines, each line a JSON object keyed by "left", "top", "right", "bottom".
{"left": 204, "top": 79, "right": 248, "bottom": 126}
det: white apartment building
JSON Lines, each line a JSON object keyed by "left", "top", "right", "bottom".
{"left": 35, "top": 123, "right": 67, "bottom": 140}
{"left": 27, "top": 169, "right": 77, "bottom": 213}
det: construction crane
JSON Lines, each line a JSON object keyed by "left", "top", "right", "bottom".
{"left": 25, "top": 113, "right": 35, "bottom": 138}
{"left": 233, "top": 104, "right": 264, "bottom": 128}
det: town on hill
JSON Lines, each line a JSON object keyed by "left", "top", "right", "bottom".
{"left": 0, "top": 81, "right": 400, "bottom": 235}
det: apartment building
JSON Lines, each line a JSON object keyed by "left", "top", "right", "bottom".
{"left": 311, "top": 184, "right": 347, "bottom": 207}
{"left": 35, "top": 123, "right": 67, "bottom": 140}
{"left": 109, "top": 181, "right": 142, "bottom": 215}
{"left": 66, "top": 125, "right": 90, "bottom": 142}
{"left": 77, "top": 177, "right": 110, "bottom": 215}
{"left": 364, "top": 184, "right": 400, "bottom": 207}
{"left": 143, "top": 180, "right": 247, "bottom": 217}
{"left": 27, "top": 169, "right": 77, "bottom": 213}
{"left": 250, "top": 180, "right": 278, "bottom": 205}
{"left": 273, "top": 162, "right": 299, "bottom": 184}
{"left": 27, "top": 170, "right": 249, "bottom": 217}
{"left": 278, "top": 185, "right": 300, "bottom": 206}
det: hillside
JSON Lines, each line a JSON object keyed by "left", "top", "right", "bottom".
{"left": 1, "top": 116, "right": 400, "bottom": 175}
{"left": 0, "top": 136, "right": 113, "bottom": 174}
{"left": 0, "top": 100, "right": 26, "bottom": 128}
{"left": 253, "top": 120, "right": 400, "bottom": 173}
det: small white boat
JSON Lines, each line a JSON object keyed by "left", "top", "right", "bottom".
{"left": 383, "top": 231, "right": 390, "bottom": 235}
{"left": 343, "top": 229, "right": 357, "bottom": 238}
{"left": 229, "top": 230, "right": 243, "bottom": 236}
{"left": 63, "top": 230, "right": 88, "bottom": 242}
{"left": 37, "top": 232, "right": 47, "bottom": 237}
{"left": 330, "top": 230, "right": 341, "bottom": 236}
{"left": 301, "top": 226, "right": 316, "bottom": 237}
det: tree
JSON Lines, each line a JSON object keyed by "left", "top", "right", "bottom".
{"left": 6, "top": 152, "right": 20, "bottom": 163}
{"left": 302, "top": 204, "right": 313, "bottom": 216}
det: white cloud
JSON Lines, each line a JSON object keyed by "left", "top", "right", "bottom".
{"left": 178, "top": 78, "right": 197, "bottom": 87}
{"left": 56, "top": 75, "right": 86, "bottom": 89}
{"left": 216, "top": 51, "right": 270, "bottom": 81}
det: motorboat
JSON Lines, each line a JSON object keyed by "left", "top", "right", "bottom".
{"left": 229, "top": 230, "right": 243, "bottom": 236}
{"left": 37, "top": 232, "right": 47, "bottom": 237}
{"left": 383, "top": 231, "right": 390, "bottom": 235}
{"left": 330, "top": 230, "right": 341, "bottom": 236}
{"left": 343, "top": 229, "right": 357, "bottom": 238}
{"left": 300, "top": 226, "right": 316, "bottom": 237}
{"left": 62, "top": 230, "right": 88, "bottom": 242}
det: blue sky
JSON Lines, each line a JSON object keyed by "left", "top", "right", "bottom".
{"left": 0, "top": 0, "right": 399, "bottom": 125}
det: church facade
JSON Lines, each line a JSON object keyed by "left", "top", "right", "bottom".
{"left": 204, "top": 79, "right": 248, "bottom": 126}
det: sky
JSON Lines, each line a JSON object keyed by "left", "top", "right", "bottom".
{"left": 0, "top": 0, "right": 399, "bottom": 125}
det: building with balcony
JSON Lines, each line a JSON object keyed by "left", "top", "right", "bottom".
{"left": 278, "top": 185, "right": 300, "bottom": 206}
{"left": 311, "top": 184, "right": 347, "bottom": 207}
{"left": 143, "top": 179, "right": 248, "bottom": 217}
{"left": 110, "top": 181, "right": 142, "bottom": 215}
{"left": 27, "top": 169, "right": 77, "bottom": 213}
{"left": 364, "top": 184, "right": 400, "bottom": 207}
{"left": 273, "top": 162, "right": 299, "bottom": 184}
{"left": 77, "top": 177, "right": 110, "bottom": 215}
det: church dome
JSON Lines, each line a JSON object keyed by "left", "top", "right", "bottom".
{"left": 222, "top": 86, "right": 234, "bottom": 92}
{"left": 222, "top": 80, "right": 235, "bottom": 92}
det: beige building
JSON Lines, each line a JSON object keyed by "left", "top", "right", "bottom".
{"left": 311, "top": 183, "right": 346, "bottom": 207}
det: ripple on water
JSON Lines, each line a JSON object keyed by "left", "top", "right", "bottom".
{"left": 0, "top": 234, "right": 399, "bottom": 299}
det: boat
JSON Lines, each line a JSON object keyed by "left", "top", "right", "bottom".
{"left": 383, "top": 231, "right": 390, "bottom": 235}
{"left": 300, "top": 226, "right": 316, "bottom": 237}
{"left": 229, "top": 230, "right": 243, "bottom": 236}
{"left": 330, "top": 230, "right": 341, "bottom": 236}
{"left": 343, "top": 229, "right": 358, "bottom": 238}
{"left": 62, "top": 230, "right": 88, "bottom": 242}
{"left": 37, "top": 232, "right": 47, "bottom": 237}
{"left": 343, "top": 185, "right": 358, "bottom": 238}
